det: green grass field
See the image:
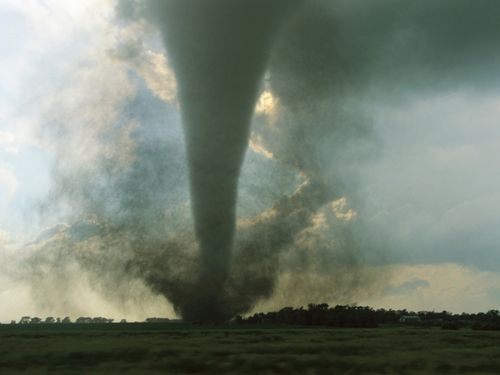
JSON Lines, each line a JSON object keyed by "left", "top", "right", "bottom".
{"left": 1, "top": 324, "right": 500, "bottom": 374}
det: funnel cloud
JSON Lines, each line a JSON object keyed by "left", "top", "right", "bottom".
{"left": 145, "top": 0, "right": 300, "bottom": 321}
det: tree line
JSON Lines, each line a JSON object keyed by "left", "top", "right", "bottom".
{"left": 9, "top": 316, "right": 171, "bottom": 324}
{"left": 236, "top": 304, "right": 500, "bottom": 329}
{"left": 7, "top": 305, "right": 500, "bottom": 329}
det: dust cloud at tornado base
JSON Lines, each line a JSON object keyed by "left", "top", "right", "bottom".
{"left": 7, "top": 0, "right": 500, "bottom": 321}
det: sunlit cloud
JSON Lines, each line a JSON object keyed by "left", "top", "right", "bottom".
{"left": 329, "top": 197, "right": 358, "bottom": 222}
{"left": 249, "top": 134, "right": 274, "bottom": 159}
{"left": 255, "top": 90, "right": 279, "bottom": 116}
{"left": 310, "top": 212, "right": 327, "bottom": 231}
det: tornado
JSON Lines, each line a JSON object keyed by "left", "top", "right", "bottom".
{"left": 148, "top": 0, "right": 299, "bottom": 321}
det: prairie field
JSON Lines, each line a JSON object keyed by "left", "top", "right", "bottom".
{"left": 1, "top": 324, "right": 500, "bottom": 374}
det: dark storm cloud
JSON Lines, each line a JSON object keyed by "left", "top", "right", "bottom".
{"left": 271, "top": 0, "right": 500, "bottom": 103}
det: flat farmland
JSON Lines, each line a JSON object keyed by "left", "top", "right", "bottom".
{"left": 1, "top": 324, "right": 500, "bottom": 374}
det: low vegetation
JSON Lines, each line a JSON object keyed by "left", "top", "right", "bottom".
{"left": 1, "top": 323, "right": 500, "bottom": 374}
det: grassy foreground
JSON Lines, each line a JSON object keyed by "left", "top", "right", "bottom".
{"left": 1, "top": 324, "right": 500, "bottom": 374}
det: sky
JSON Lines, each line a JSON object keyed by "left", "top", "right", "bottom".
{"left": 1, "top": 0, "right": 500, "bottom": 322}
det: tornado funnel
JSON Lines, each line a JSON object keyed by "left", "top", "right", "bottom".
{"left": 149, "top": 0, "right": 299, "bottom": 321}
